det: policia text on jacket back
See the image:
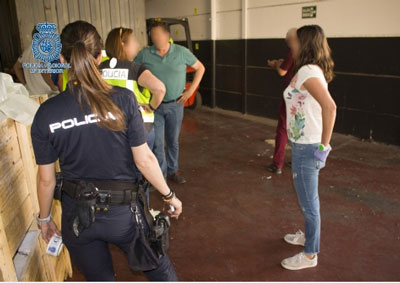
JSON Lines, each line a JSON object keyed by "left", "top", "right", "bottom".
{"left": 31, "top": 20, "right": 182, "bottom": 281}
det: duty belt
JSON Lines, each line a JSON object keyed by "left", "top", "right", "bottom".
{"left": 62, "top": 179, "right": 139, "bottom": 208}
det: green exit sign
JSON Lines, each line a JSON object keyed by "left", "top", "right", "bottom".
{"left": 302, "top": 6, "right": 317, "bottom": 18}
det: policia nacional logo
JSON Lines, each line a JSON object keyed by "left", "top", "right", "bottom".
{"left": 23, "top": 22, "right": 70, "bottom": 74}
{"left": 32, "top": 22, "right": 61, "bottom": 63}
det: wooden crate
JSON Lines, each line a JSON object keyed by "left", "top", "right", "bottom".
{"left": 0, "top": 117, "right": 72, "bottom": 281}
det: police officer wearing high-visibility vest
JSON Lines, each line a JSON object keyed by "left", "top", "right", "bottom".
{"left": 100, "top": 27, "right": 165, "bottom": 151}
{"left": 100, "top": 28, "right": 164, "bottom": 202}
{"left": 31, "top": 21, "right": 182, "bottom": 281}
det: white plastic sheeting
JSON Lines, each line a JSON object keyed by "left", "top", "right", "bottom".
{"left": 0, "top": 72, "right": 39, "bottom": 125}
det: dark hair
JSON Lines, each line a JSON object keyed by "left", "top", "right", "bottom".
{"left": 105, "top": 27, "right": 133, "bottom": 60}
{"left": 150, "top": 21, "right": 170, "bottom": 33}
{"left": 294, "top": 25, "right": 334, "bottom": 83}
{"left": 60, "top": 20, "right": 126, "bottom": 131}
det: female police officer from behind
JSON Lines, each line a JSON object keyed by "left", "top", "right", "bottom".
{"left": 31, "top": 21, "right": 182, "bottom": 281}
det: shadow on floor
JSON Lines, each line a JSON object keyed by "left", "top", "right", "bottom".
{"left": 67, "top": 107, "right": 400, "bottom": 281}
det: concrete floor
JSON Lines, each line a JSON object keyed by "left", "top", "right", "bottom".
{"left": 67, "top": 107, "right": 400, "bottom": 281}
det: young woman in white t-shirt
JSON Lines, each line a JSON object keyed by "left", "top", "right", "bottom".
{"left": 280, "top": 25, "right": 337, "bottom": 270}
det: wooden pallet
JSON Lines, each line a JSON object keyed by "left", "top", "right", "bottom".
{"left": 0, "top": 116, "right": 72, "bottom": 281}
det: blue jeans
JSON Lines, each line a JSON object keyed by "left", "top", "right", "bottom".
{"left": 290, "top": 142, "right": 326, "bottom": 255}
{"left": 153, "top": 102, "right": 184, "bottom": 177}
{"left": 146, "top": 126, "right": 156, "bottom": 150}
{"left": 61, "top": 193, "right": 178, "bottom": 281}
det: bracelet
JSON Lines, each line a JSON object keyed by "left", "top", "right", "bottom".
{"left": 162, "top": 188, "right": 174, "bottom": 198}
{"left": 163, "top": 193, "right": 175, "bottom": 203}
{"left": 149, "top": 103, "right": 156, "bottom": 112}
{"left": 37, "top": 213, "right": 51, "bottom": 223}
{"left": 162, "top": 190, "right": 175, "bottom": 202}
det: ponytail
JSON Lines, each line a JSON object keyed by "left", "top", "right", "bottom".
{"left": 61, "top": 21, "right": 126, "bottom": 132}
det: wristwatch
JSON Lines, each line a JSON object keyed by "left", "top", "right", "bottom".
{"left": 36, "top": 213, "right": 51, "bottom": 229}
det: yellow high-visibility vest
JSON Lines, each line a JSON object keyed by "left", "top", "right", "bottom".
{"left": 62, "top": 54, "right": 154, "bottom": 123}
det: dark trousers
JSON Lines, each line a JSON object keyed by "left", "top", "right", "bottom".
{"left": 272, "top": 99, "right": 288, "bottom": 169}
{"left": 61, "top": 194, "right": 178, "bottom": 281}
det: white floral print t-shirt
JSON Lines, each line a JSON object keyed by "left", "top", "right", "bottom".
{"left": 284, "top": 64, "right": 328, "bottom": 144}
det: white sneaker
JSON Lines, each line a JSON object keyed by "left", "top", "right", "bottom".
{"left": 281, "top": 252, "right": 318, "bottom": 270}
{"left": 284, "top": 230, "right": 305, "bottom": 246}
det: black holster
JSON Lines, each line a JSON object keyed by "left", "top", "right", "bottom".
{"left": 53, "top": 172, "right": 63, "bottom": 200}
{"left": 150, "top": 212, "right": 170, "bottom": 257}
{"left": 127, "top": 180, "right": 170, "bottom": 271}
{"left": 54, "top": 174, "right": 96, "bottom": 237}
{"left": 67, "top": 181, "right": 98, "bottom": 237}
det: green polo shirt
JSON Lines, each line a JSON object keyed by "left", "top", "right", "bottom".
{"left": 135, "top": 43, "right": 197, "bottom": 101}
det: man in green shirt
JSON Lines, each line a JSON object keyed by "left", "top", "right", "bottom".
{"left": 135, "top": 21, "right": 205, "bottom": 183}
